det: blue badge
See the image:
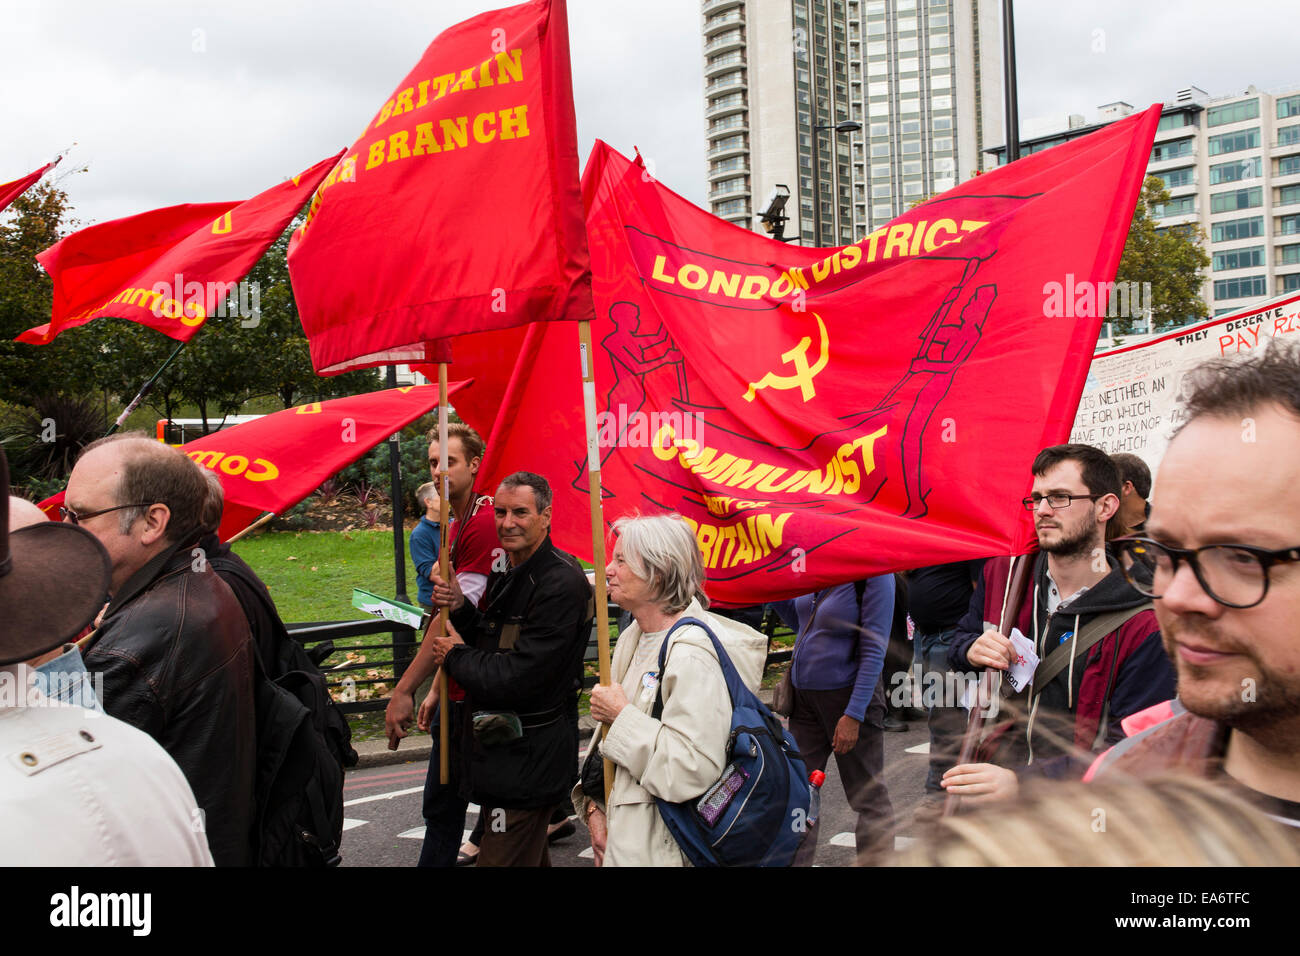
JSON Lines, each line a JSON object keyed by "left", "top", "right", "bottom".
{"left": 642, "top": 671, "right": 659, "bottom": 689}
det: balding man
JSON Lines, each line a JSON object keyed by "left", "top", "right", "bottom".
{"left": 67, "top": 433, "right": 257, "bottom": 866}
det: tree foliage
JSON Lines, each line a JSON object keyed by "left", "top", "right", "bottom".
{"left": 1114, "top": 176, "right": 1211, "bottom": 333}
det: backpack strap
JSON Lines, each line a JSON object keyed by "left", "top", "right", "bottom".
{"left": 1030, "top": 603, "right": 1152, "bottom": 695}
{"left": 652, "top": 616, "right": 744, "bottom": 720}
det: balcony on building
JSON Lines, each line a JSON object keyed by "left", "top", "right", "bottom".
{"left": 701, "top": 0, "right": 744, "bottom": 16}
{"left": 703, "top": 10, "right": 744, "bottom": 37}
{"left": 704, "top": 51, "right": 745, "bottom": 78}
{"left": 708, "top": 159, "right": 750, "bottom": 182}
{"left": 705, "top": 94, "right": 747, "bottom": 120}
{"left": 703, "top": 29, "right": 745, "bottom": 55}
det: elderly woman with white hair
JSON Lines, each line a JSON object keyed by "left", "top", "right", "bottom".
{"left": 578, "top": 513, "right": 768, "bottom": 866}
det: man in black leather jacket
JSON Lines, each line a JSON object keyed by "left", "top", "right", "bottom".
{"left": 67, "top": 435, "right": 257, "bottom": 866}
{"left": 426, "top": 471, "right": 592, "bottom": 867}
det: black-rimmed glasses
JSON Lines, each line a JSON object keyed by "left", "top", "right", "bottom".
{"left": 1021, "top": 493, "right": 1101, "bottom": 511}
{"left": 60, "top": 503, "right": 149, "bottom": 526}
{"left": 1114, "top": 535, "right": 1300, "bottom": 610}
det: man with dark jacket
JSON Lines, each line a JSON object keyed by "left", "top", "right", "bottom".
{"left": 67, "top": 434, "right": 257, "bottom": 866}
{"left": 1087, "top": 342, "right": 1300, "bottom": 833}
{"left": 940, "top": 443, "right": 1175, "bottom": 803}
{"left": 425, "top": 471, "right": 592, "bottom": 866}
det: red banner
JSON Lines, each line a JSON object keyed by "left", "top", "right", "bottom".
{"left": 287, "top": 0, "right": 593, "bottom": 375}
{"left": 18, "top": 152, "right": 342, "bottom": 345}
{"left": 40, "top": 382, "right": 469, "bottom": 540}
{"left": 0, "top": 158, "right": 58, "bottom": 214}
{"left": 451, "top": 107, "right": 1160, "bottom": 604}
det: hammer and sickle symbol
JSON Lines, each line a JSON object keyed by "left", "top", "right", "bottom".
{"left": 743, "top": 312, "right": 829, "bottom": 403}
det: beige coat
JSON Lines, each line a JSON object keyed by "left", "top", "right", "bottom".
{"left": 575, "top": 600, "right": 768, "bottom": 866}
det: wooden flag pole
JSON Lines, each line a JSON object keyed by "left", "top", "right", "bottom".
{"left": 577, "top": 321, "right": 615, "bottom": 805}
{"left": 437, "top": 363, "right": 451, "bottom": 785}
{"left": 943, "top": 552, "right": 1032, "bottom": 817}
{"left": 225, "top": 511, "right": 276, "bottom": 544}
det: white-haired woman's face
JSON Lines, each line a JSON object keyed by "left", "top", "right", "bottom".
{"left": 606, "top": 538, "right": 655, "bottom": 612}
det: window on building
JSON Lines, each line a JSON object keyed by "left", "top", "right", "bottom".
{"left": 932, "top": 137, "right": 952, "bottom": 151}
{"left": 1156, "top": 166, "right": 1195, "bottom": 189}
{"left": 1212, "top": 216, "right": 1263, "bottom": 242}
{"left": 1157, "top": 112, "right": 1194, "bottom": 131}
{"left": 931, "top": 32, "right": 950, "bottom": 48}
{"left": 1281, "top": 272, "right": 1300, "bottom": 292}
{"left": 1209, "top": 157, "right": 1261, "bottom": 185}
{"left": 1207, "top": 99, "right": 1260, "bottom": 127}
{"left": 1151, "top": 138, "right": 1194, "bottom": 162}
{"left": 931, "top": 94, "right": 952, "bottom": 110}
{"left": 1207, "top": 128, "right": 1260, "bottom": 156}
{"left": 1279, "top": 125, "right": 1300, "bottom": 146}
{"left": 1279, "top": 155, "right": 1300, "bottom": 177}
{"left": 1278, "top": 214, "right": 1300, "bottom": 235}
{"left": 1213, "top": 246, "right": 1264, "bottom": 271}
{"left": 1154, "top": 195, "right": 1195, "bottom": 217}
{"left": 1278, "top": 94, "right": 1300, "bottom": 119}
{"left": 930, "top": 53, "right": 951, "bottom": 69}
{"left": 1280, "top": 245, "right": 1300, "bottom": 266}
{"left": 1281, "top": 184, "right": 1300, "bottom": 206}
{"left": 1210, "top": 187, "right": 1262, "bottom": 213}
{"left": 930, "top": 13, "right": 950, "bottom": 27}
{"left": 1213, "top": 275, "right": 1267, "bottom": 299}
{"left": 898, "top": 37, "right": 918, "bottom": 52}
{"left": 898, "top": 57, "right": 919, "bottom": 73}
{"left": 933, "top": 115, "right": 952, "bottom": 131}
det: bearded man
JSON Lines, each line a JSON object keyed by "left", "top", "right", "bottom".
{"left": 938, "top": 444, "right": 1176, "bottom": 803}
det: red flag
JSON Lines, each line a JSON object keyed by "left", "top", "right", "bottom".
{"left": 39, "top": 382, "right": 470, "bottom": 540}
{"left": 18, "top": 152, "right": 343, "bottom": 346}
{"left": 453, "top": 107, "right": 1160, "bottom": 604}
{"left": 287, "top": 0, "right": 593, "bottom": 375}
{"left": 0, "top": 159, "right": 59, "bottom": 214}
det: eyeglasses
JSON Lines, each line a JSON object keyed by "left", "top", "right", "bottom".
{"left": 1021, "top": 493, "right": 1101, "bottom": 511}
{"left": 1114, "top": 536, "right": 1300, "bottom": 610}
{"left": 59, "top": 503, "right": 149, "bottom": 526}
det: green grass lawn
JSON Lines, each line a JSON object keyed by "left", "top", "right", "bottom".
{"left": 231, "top": 528, "right": 421, "bottom": 624}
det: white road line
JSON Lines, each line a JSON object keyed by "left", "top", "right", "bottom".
{"left": 828, "top": 832, "right": 856, "bottom": 847}
{"left": 343, "top": 785, "right": 424, "bottom": 807}
{"left": 397, "top": 827, "right": 427, "bottom": 840}
{"left": 342, "top": 818, "right": 368, "bottom": 832}
{"left": 904, "top": 741, "right": 931, "bottom": 754}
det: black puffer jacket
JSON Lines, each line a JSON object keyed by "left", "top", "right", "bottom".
{"left": 84, "top": 539, "right": 257, "bottom": 866}
{"left": 446, "top": 535, "right": 593, "bottom": 809}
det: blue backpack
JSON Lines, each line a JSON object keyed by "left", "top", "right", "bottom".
{"left": 652, "top": 617, "right": 811, "bottom": 867}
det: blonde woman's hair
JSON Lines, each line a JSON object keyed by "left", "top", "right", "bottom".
{"left": 898, "top": 775, "right": 1300, "bottom": 867}
{"left": 611, "top": 513, "right": 708, "bottom": 614}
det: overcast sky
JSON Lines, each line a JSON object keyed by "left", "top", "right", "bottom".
{"left": 2, "top": 0, "right": 1298, "bottom": 227}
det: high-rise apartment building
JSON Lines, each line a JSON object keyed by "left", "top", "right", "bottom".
{"left": 701, "top": 0, "right": 1003, "bottom": 245}
{"left": 988, "top": 85, "right": 1300, "bottom": 319}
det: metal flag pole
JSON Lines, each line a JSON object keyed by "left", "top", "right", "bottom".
{"left": 436, "top": 363, "right": 451, "bottom": 784}
{"left": 578, "top": 320, "right": 615, "bottom": 804}
{"left": 1002, "top": 0, "right": 1021, "bottom": 164}
{"left": 106, "top": 339, "right": 186, "bottom": 436}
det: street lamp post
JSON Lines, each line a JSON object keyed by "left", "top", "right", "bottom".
{"left": 811, "top": 120, "right": 861, "bottom": 245}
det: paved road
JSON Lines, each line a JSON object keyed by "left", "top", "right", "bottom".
{"left": 340, "top": 715, "right": 934, "bottom": 866}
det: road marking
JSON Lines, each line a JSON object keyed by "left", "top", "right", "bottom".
{"left": 904, "top": 742, "right": 931, "bottom": 754}
{"left": 828, "top": 832, "right": 855, "bottom": 847}
{"left": 397, "top": 827, "right": 426, "bottom": 840}
{"left": 343, "top": 785, "right": 424, "bottom": 807}
{"left": 342, "top": 818, "right": 368, "bottom": 832}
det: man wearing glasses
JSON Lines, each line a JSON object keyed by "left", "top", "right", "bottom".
{"left": 65, "top": 434, "right": 257, "bottom": 866}
{"left": 939, "top": 443, "right": 1175, "bottom": 803}
{"left": 1088, "top": 342, "right": 1300, "bottom": 831}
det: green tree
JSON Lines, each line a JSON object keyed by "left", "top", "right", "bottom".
{"left": 0, "top": 180, "right": 101, "bottom": 406}
{"left": 1113, "top": 176, "right": 1211, "bottom": 334}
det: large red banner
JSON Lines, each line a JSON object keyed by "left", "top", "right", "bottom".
{"left": 451, "top": 107, "right": 1160, "bottom": 604}
{"left": 0, "top": 159, "right": 58, "bottom": 214}
{"left": 18, "top": 153, "right": 342, "bottom": 345}
{"left": 287, "top": 0, "right": 593, "bottom": 375}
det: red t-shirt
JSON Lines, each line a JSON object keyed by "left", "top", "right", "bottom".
{"left": 449, "top": 493, "right": 497, "bottom": 594}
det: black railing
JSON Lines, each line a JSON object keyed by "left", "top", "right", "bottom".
{"left": 293, "top": 605, "right": 795, "bottom": 713}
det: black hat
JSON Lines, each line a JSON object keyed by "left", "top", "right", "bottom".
{"left": 0, "top": 449, "right": 112, "bottom": 666}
